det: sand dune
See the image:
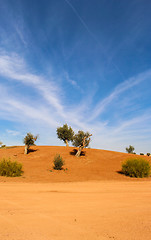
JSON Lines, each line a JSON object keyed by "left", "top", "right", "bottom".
{"left": 0, "top": 146, "right": 150, "bottom": 182}
{"left": 0, "top": 146, "right": 151, "bottom": 239}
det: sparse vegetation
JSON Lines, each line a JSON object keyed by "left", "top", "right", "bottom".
{"left": 122, "top": 158, "right": 151, "bottom": 178}
{"left": 53, "top": 154, "right": 64, "bottom": 170}
{"left": 126, "top": 145, "right": 135, "bottom": 154}
{"left": 72, "top": 131, "right": 92, "bottom": 157}
{"left": 0, "top": 158, "right": 23, "bottom": 177}
{"left": 1, "top": 145, "right": 6, "bottom": 148}
{"left": 57, "top": 124, "right": 74, "bottom": 147}
{"left": 23, "top": 132, "right": 38, "bottom": 154}
{"left": 0, "top": 142, "right": 6, "bottom": 148}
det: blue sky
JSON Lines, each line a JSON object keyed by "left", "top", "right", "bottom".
{"left": 0, "top": 0, "right": 151, "bottom": 153}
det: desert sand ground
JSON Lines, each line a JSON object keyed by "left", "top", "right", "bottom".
{"left": 0, "top": 146, "right": 151, "bottom": 239}
{"left": 0, "top": 146, "right": 150, "bottom": 182}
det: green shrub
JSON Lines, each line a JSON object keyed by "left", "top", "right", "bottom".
{"left": 147, "top": 153, "right": 150, "bottom": 156}
{"left": 1, "top": 145, "right": 6, "bottom": 148}
{"left": 122, "top": 158, "right": 151, "bottom": 178}
{"left": 126, "top": 145, "right": 135, "bottom": 154}
{"left": 0, "top": 158, "right": 23, "bottom": 177}
{"left": 53, "top": 154, "right": 64, "bottom": 170}
{"left": 140, "top": 153, "right": 144, "bottom": 155}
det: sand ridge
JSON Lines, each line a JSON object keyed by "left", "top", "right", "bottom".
{"left": 0, "top": 146, "right": 151, "bottom": 239}
{"left": 0, "top": 145, "right": 150, "bottom": 182}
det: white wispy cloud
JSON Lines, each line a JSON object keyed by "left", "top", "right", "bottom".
{"left": 14, "top": 24, "right": 28, "bottom": 47}
{"left": 0, "top": 84, "right": 58, "bottom": 127}
{"left": 91, "top": 110, "right": 151, "bottom": 153}
{"left": 64, "top": 0, "right": 125, "bottom": 80}
{"left": 111, "top": 111, "right": 151, "bottom": 135}
{"left": 6, "top": 129, "right": 20, "bottom": 136}
{"left": 89, "top": 69, "right": 151, "bottom": 121}
{"left": 64, "top": 71, "right": 78, "bottom": 87}
{"left": 0, "top": 51, "right": 151, "bottom": 153}
{"left": 0, "top": 53, "right": 95, "bottom": 129}
{"left": 0, "top": 54, "right": 66, "bottom": 116}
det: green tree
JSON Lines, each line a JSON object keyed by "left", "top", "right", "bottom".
{"left": 23, "top": 132, "right": 38, "bottom": 154}
{"left": 72, "top": 130, "right": 92, "bottom": 157}
{"left": 126, "top": 145, "right": 135, "bottom": 154}
{"left": 56, "top": 124, "right": 74, "bottom": 147}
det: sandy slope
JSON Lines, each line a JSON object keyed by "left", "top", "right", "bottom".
{"left": 0, "top": 181, "right": 151, "bottom": 240}
{"left": 0, "top": 146, "right": 150, "bottom": 182}
{"left": 0, "top": 146, "right": 151, "bottom": 239}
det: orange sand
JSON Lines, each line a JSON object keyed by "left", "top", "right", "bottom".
{"left": 0, "top": 146, "right": 151, "bottom": 239}
{"left": 0, "top": 146, "right": 150, "bottom": 182}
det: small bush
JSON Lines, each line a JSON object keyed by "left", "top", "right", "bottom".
{"left": 122, "top": 158, "right": 151, "bottom": 178}
{"left": 53, "top": 154, "right": 64, "bottom": 170}
{"left": 140, "top": 153, "right": 144, "bottom": 155}
{"left": 0, "top": 158, "right": 23, "bottom": 177}
{"left": 1, "top": 145, "right": 6, "bottom": 148}
{"left": 147, "top": 153, "right": 150, "bottom": 156}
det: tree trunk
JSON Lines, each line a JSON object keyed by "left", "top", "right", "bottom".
{"left": 24, "top": 145, "right": 28, "bottom": 154}
{"left": 76, "top": 146, "right": 82, "bottom": 157}
{"left": 65, "top": 139, "right": 69, "bottom": 147}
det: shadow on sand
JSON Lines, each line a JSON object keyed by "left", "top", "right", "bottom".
{"left": 116, "top": 170, "right": 125, "bottom": 175}
{"left": 28, "top": 148, "right": 38, "bottom": 153}
{"left": 69, "top": 149, "right": 86, "bottom": 156}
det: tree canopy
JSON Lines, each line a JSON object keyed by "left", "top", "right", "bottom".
{"left": 23, "top": 133, "right": 38, "bottom": 146}
{"left": 23, "top": 132, "right": 38, "bottom": 154}
{"left": 56, "top": 124, "right": 74, "bottom": 146}
{"left": 72, "top": 131, "right": 91, "bottom": 148}
{"left": 72, "top": 130, "right": 92, "bottom": 157}
{"left": 126, "top": 145, "right": 135, "bottom": 154}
